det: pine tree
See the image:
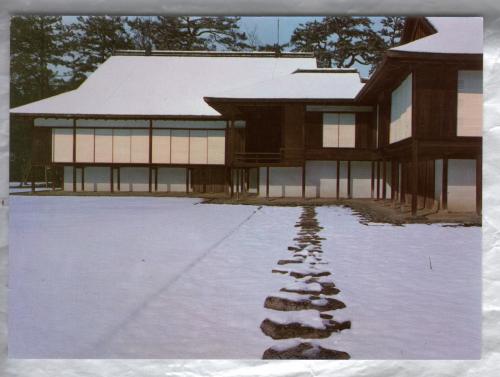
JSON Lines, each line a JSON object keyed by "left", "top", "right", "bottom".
{"left": 10, "top": 16, "right": 72, "bottom": 182}
{"left": 68, "top": 16, "right": 134, "bottom": 85}
{"left": 290, "top": 16, "right": 405, "bottom": 72}
{"left": 130, "top": 16, "right": 249, "bottom": 51}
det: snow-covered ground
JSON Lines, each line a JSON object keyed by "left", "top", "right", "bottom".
{"left": 8, "top": 196, "right": 481, "bottom": 359}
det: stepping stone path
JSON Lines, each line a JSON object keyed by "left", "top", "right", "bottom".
{"left": 260, "top": 206, "right": 351, "bottom": 359}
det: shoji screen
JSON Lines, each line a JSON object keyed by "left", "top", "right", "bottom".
{"left": 152, "top": 129, "right": 171, "bottom": 163}
{"left": 94, "top": 129, "right": 113, "bottom": 163}
{"left": 207, "top": 130, "right": 225, "bottom": 164}
{"left": 457, "top": 70, "right": 482, "bottom": 137}
{"left": 130, "top": 129, "right": 149, "bottom": 163}
{"left": 171, "top": 130, "right": 189, "bottom": 163}
{"left": 189, "top": 130, "right": 208, "bottom": 164}
{"left": 322, "top": 113, "right": 355, "bottom": 148}
{"left": 75, "top": 128, "right": 94, "bottom": 162}
{"left": 390, "top": 74, "right": 412, "bottom": 143}
{"left": 52, "top": 128, "right": 73, "bottom": 163}
{"left": 113, "top": 129, "right": 131, "bottom": 163}
{"left": 323, "top": 113, "right": 339, "bottom": 147}
{"left": 338, "top": 113, "right": 355, "bottom": 148}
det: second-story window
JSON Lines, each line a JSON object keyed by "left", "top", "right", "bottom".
{"left": 322, "top": 113, "right": 355, "bottom": 148}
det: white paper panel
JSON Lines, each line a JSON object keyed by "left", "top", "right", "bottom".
{"left": 112, "top": 129, "right": 131, "bottom": 163}
{"left": 130, "top": 129, "right": 149, "bottom": 163}
{"left": 390, "top": 73, "right": 412, "bottom": 143}
{"left": 94, "top": 129, "right": 113, "bottom": 163}
{"left": 171, "top": 129, "right": 189, "bottom": 164}
{"left": 75, "top": 128, "right": 94, "bottom": 163}
{"left": 207, "top": 130, "right": 225, "bottom": 165}
{"left": 52, "top": 128, "right": 73, "bottom": 163}
{"left": 338, "top": 113, "right": 355, "bottom": 148}
{"left": 152, "top": 129, "right": 171, "bottom": 163}
{"left": 457, "top": 70, "right": 483, "bottom": 137}
{"left": 189, "top": 130, "right": 208, "bottom": 164}
{"left": 322, "top": 113, "right": 339, "bottom": 147}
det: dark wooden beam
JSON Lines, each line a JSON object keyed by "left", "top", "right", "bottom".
{"left": 376, "top": 160, "right": 380, "bottom": 200}
{"left": 371, "top": 161, "right": 375, "bottom": 199}
{"left": 347, "top": 160, "right": 351, "bottom": 199}
{"left": 442, "top": 158, "right": 448, "bottom": 211}
{"left": 302, "top": 163, "right": 306, "bottom": 199}
{"left": 72, "top": 118, "right": 76, "bottom": 192}
{"left": 336, "top": 160, "right": 340, "bottom": 200}
{"left": 110, "top": 167, "right": 114, "bottom": 192}
{"left": 411, "top": 141, "right": 419, "bottom": 216}
{"left": 382, "top": 159, "right": 387, "bottom": 200}
{"left": 185, "top": 167, "right": 189, "bottom": 194}
{"left": 476, "top": 154, "right": 482, "bottom": 216}
{"left": 81, "top": 167, "right": 85, "bottom": 192}
{"left": 266, "top": 166, "right": 270, "bottom": 199}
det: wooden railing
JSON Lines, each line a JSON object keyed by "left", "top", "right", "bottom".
{"left": 234, "top": 148, "right": 304, "bottom": 165}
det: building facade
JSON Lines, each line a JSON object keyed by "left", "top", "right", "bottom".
{"left": 11, "top": 17, "right": 483, "bottom": 215}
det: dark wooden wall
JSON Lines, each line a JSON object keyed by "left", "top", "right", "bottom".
{"left": 281, "top": 104, "right": 305, "bottom": 150}
{"left": 190, "top": 166, "right": 226, "bottom": 193}
{"left": 32, "top": 127, "right": 52, "bottom": 164}
{"left": 414, "top": 65, "right": 458, "bottom": 141}
{"left": 244, "top": 108, "right": 282, "bottom": 153}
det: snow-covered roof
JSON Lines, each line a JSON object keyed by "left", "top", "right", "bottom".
{"left": 391, "top": 17, "right": 483, "bottom": 55}
{"left": 10, "top": 54, "right": 317, "bottom": 117}
{"left": 205, "top": 69, "right": 364, "bottom": 101}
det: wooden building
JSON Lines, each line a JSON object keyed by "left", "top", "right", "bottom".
{"left": 10, "top": 17, "right": 483, "bottom": 214}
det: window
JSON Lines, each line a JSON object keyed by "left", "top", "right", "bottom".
{"left": 322, "top": 113, "right": 355, "bottom": 148}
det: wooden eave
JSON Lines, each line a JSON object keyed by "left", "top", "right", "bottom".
{"left": 10, "top": 113, "right": 226, "bottom": 121}
{"left": 204, "top": 97, "right": 361, "bottom": 118}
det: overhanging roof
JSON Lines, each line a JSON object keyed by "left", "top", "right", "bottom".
{"left": 204, "top": 69, "right": 364, "bottom": 102}
{"left": 10, "top": 53, "right": 317, "bottom": 117}
{"left": 390, "top": 17, "right": 483, "bottom": 55}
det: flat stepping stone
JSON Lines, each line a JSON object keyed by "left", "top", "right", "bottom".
{"left": 264, "top": 295, "right": 345, "bottom": 311}
{"left": 272, "top": 269, "right": 288, "bottom": 274}
{"left": 262, "top": 342, "right": 350, "bottom": 359}
{"left": 290, "top": 270, "right": 331, "bottom": 279}
{"left": 277, "top": 259, "right": 304, "bottom": 265}
{"left": 260, "top": 318, "right": 350, "bottom": 340}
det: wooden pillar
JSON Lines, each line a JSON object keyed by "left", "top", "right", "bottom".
{"left": 347, "top": 160, "right": 351, "bottom": 199}
{"left": 476, "top": 153, "right": 482, "bottom": 216}
{"left": 230, "top": 168, "right": 234, "bottom": 198}
{"left": 148, "top": 119, "right": 153, "bottom": 193}
{"left": 336, "top": 160, "right": 340, "bottom": 200}
{"left": 72, "top": 118, "right": 76, "bottom": 192}
{"left": 31, "top": 166, "right": 35, "bottom": 193}
{"left": 236, "top": 168, "right": 240, "bottom": 198}
{"left": 390, "top": 160, "right": 395, "bottom": 201}
{"left": 266, "top": 166, "right": 270, "bottom": 199}
{"left": 382, "top": 159, "right": 387, "bottom": 200}
{"left": 257, "top": 167, "right": 260, "bottom": 196}
{"left": 117, "top": 167, "right": 121, "bottom": 192}
{"left": 110, "top": 167, "right": 114, "bottom": 193}
{"left": 154, "top": 167, "right": 158, "bottom": 192}
{"left": 442, "top": 157, "right": 448, "bottom": 211}
{"left": 81, "top": 167, "right": 85, "bottom": 192}
{"left": 148, "top": 167, "right": 152, "bottom": 193}
{"left": 371, "top": 161, "right": 375, "bottom": 199}
{"left": 411, "top": 141, "right": 418, "bottom": 216}
{"left": 301, "top": 163, "right": 306, "bottom": 199}
{"left": 376, "top": 160, "right": 380, "bottom": 200}
{"left": 185, "top": 167, "right": 189, "bottom": 194}
{"left": 400, "top": 162, "right": 406, "bottom": 205}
